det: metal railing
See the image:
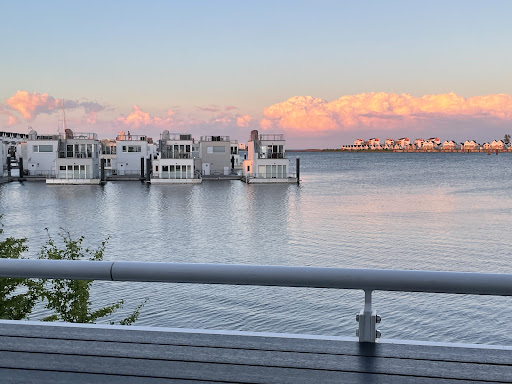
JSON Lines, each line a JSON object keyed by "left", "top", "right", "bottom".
{"left": 2, "top": 260, "right": 511, "bottom": 342}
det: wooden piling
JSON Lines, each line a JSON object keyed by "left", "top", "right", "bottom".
{"left": 296, "top": 157, "right": 300, "bottom": 184}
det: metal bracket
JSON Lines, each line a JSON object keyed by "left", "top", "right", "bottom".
{"left": 356, "top": 290, "right": 381, "bottom": 342}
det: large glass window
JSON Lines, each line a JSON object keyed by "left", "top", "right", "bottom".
{"left": 67, "top": 145, "right": 73, "bottom": 158}
{"left": 213, "top": 146, "right": 225, "bottom": 153}
{"left": 128, "top": 146, "right": 141, "bottom": 152}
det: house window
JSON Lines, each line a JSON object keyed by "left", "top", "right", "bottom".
{"left": 207, "top": 146, "right": 213, "bottom": 154}
{"left": 247, "top": 165, "right": 250, "bottom": 172}
{"left": 39, "top": 145, "right": 53, "bottom": 152}
{"left": 128, "top": 146, "right": 141, "bottom": 152}
{"left": 123, "top": 146, "right": 127, "bottom": 152}
{"left": 213, "top": 146, "right": 225, "bottom": 153}
{"left": 33, "top": 145, "right": 39, "bottom": 152}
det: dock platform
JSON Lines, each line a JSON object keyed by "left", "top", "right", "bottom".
{"left": 1, "top": 320, "right": 511, "bottom": 383}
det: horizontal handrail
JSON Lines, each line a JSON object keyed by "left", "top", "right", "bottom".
{"left": 1, "top": 259, "right": 512, "bottom": 296}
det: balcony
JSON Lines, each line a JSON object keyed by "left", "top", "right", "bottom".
{"left": 200, "top": 136, "right": 230, "bottom": 142}
{"left": 259, "top": 134, "right": 284, "bottom": 141}
{"left": 116, "top": 134, "right": 147, "bottom": 141}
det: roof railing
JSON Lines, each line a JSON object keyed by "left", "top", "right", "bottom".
{"left": 2, "top": 260, "right": 512, "bottom": 343}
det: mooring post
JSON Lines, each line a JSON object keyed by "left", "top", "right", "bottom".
{"left": 296, "top": 157, "right": 300, "bottom": 184}
{"left": 7, "top": 156, "right": 11, "bottom": 177}
{"left": 356, "top": 290, "right": 381, "bottom": 342}
{"left": 146, "top": 158, "right": 152, "bottom": 182}
{"left": 140, "top": 157, "right": 145, "bottom": 179}
{"left": 100, "top": 159, "right": 105, "bottom": 182}
{"left": 18, "top": 158, "right": 24, "bottom": 181}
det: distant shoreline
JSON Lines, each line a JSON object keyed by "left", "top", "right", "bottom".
{"left": 288, "top": 149, "right": 511, "bottom": 153}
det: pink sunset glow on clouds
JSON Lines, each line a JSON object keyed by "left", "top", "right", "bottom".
{"left": 236, "top": 114, "right": 252, "bottom": 128}
{"left": 4, "top": 90, "right": 106, "bottom": 125}
{"left": 6, "top": 90, "right": 60, "bottom": 120}
{"left": 260, "top": 93, "right": 512, "bottom": 134}
{"left": 116, "top": 105, "right": 175, "bottom": 129}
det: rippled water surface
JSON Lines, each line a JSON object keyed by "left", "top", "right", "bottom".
{"left": 1, "top": 152, "right": 512, "bottom": 344}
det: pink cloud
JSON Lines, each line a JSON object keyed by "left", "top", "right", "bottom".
{"left": 260, "top": 93, "right": 512, "bottom": 133}
{"left": 225, "top": 106, "right": 238, "bottom": 111}
{"left": 4, "top": 90, "right": 107, "bottom": 125}
{"left": 6, "top": 90, "right": 60, "bottom": 120}
{"left": 116, "top": 105, "right": 173, "bottom": 129}
{"left": 236, "top": 114, "right": 252, "bottom": 127}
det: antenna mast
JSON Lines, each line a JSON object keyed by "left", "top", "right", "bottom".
{"left": 62, "top": 100, "right": 67, "bottom": 133}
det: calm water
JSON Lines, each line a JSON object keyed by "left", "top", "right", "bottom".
{"left": 1, "top": 152, "right": 512, "bottom": 345}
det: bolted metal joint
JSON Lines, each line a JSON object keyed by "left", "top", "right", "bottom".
{"left": 356, "top": 314, "right": 360, "bottom": 322}
{"left": 376, "top": 315, "right": 381, "bottom": 323}
{"left": 376, "top": 330, "right": 381, "bottom": 338}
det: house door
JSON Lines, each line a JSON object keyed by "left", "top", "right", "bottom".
{"left": 202, "top": 163, "right": 210, "bottom": 176}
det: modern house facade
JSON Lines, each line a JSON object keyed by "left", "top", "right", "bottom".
{"left": 25, "top": 131, "right": 60, "bottom": 176}
{"left": 115, "top": 132, "right": 153, "bottom": 176}
{"left": 198, "top": 136, "right": 231, "bottom": 176}
{"left": 46, "top": 130, "right": 101, "bottom": 185}
{"left": 242, "top": 130, "right": 297, "bottom": 183}
{"left": 151, "top": 131, "right": 201, "bottom": 184}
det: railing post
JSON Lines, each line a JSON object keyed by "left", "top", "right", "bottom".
{"left": 356, "top": 290, "right": 381, "bottom": 342}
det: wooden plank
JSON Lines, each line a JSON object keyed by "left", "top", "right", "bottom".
{"left": 1, "top": 335, "right": 511, "bottom": 382}
{"left": 1, "top": 322, "right": 512, "bottom": 365}
{"left": 0, "top": 351, "right": 505, "bottom": 384}
{"left": 1, "top": 322, "right": 511, "bottom": 383}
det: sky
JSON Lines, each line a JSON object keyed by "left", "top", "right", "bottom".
{"left": 1, "top": 0, "right": 512, "bottom": 148}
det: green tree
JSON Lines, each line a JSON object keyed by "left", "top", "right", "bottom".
{"left": 504, "top": 134, "right": 511, "bottom": 145}
{"left": 0, "top": 216, "right": 39, "bottom": 320}
{"left": 39, "top": 229, "right": 146, "bottom": 324}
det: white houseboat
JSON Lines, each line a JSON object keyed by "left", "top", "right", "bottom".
{"left": 23, "top": 130, "right": 60, "bottom": 177}
{"left": 242, "top": 130, "right": 297, "bottom": 183}
{"left": 115, "top": 132, "right": 155, "bottom": 177}
{"left": 150, "top": 131, "right": 201, "bottom": 184}
{"left": 46, "top": 129, "right": 101, "bottom": 185}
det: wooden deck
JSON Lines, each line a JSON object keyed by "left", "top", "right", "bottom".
{"left": 1, "top": 320, "right": 511, "bottom": 383}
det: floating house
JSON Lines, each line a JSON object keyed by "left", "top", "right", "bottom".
{"left": 24, "top": 130, "right": 60, "bottom": 176}
{"left": 198, "top": 136, "right": 231, "bottom": 176}
{"left": 46, "top": 130, "right": 101, "bottom": 185}
{"left": 115, "top": 132, "right": 155, "bottom": 176}
{"left": 151, "top": 131, "right": 201, "bottom": 184}
{"left": 242, "top": 130, "right": 297, "bottom": 183}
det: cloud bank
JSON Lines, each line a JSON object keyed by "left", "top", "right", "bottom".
{"left": 5, "top": 90, "right": 106, "bottom": 124}
{"left": 260, "top": 93, "right": 512, "bottom": 134}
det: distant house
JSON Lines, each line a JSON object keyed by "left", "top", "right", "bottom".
{"left": 367, "top": 138, "right": 380, "bottom": 149}
{"left": 384, "top": 139, "right": 394, "bottom": 149}
{"left": 428, "top": 137, "right": 441, "bottom": 145}
{"left": 413, "top": 138, "right": 424, "bottom": 148}
{"left": 422, "top": 141, "right": 435, "bottom": 150}
{"left": 441, "top": 140, "right": 457, "bottom": 151}
{"left": 491, "top": 140, "right": 504, "bottom": 150}
{"left": 396, "top": 138, "right": 410, "bottom": 148}
{"left": 482, "top": 142, "right": 491, "bottom": 150}
{"left": 463, "top": 140, "right": 478, "bottom": 152}
{"left": 354, "top": 138, "right": 364, "bottom": 147}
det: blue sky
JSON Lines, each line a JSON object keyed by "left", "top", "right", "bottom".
{"left": 1, "top": 0, "right": 511, "bottom": 147}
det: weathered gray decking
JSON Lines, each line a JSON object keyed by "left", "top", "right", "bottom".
{"left": 1, "top": 321, "right": 511, "bottom": 383}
